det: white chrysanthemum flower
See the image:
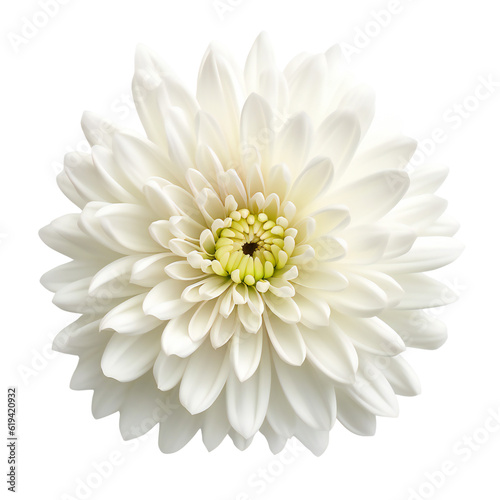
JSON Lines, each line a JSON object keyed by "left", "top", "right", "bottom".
{"left": 40, "top": 33, "right": 463, "bottom": 455}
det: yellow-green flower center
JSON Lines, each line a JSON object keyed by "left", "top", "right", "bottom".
{"left": 211, "top": 209, "right": 295, "bottom": 286}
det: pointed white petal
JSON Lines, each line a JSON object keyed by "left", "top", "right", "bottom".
{"left": 335, "top": 388, "right": 376, "bottom": 436}
{"left": 336, "top": 315, "right": 405, "bottom": 356}
{"left": 201, "top": 391, "right": 231, "bottom": 451}
{"left": 379, "top": 309, "right": 447, "bottom": 350}
{"left": 378, "top": 237, "right": 464, "bottom": 273}
{"left": 273, "top": 354, "right": 336, "bottom": 430}
{"left": 331, "top": 169, "right": 410, "bottom": 224}
{"left": 179, "top": 341, "right": 229, "bottom": 414}
{"left": 300, "top": 322, "right": 358, "bottom": 383}
{"left": 153, "top": 351, "right": 187, "bottom": 391}
{"left": 143, "top": 279, "right": 193, "bottom": 320}
{"left": 313, "top": 110, "right": 361, "bottom": 177}
{"left": 264, "top": 311, "right": 306, "bottom": 366}
{"left": 100, "top": 293, "right": 163, "bottom": 335}
{"left": 394, "top": 273, "right": 459, "bottom": 309}
{"left": 226, "top": 342, "right": 271, "bottom": 439}
{"left": 101, "top": 329, "right": 161, "bottom": 382}
{"left": 230, "top": 328, "right": 263, "bottom": 382}
{"left": 288, "top": 157, "right": 334, "bottom": 212}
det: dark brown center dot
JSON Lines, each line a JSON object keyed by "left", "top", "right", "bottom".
{"left": 242, "top": 241, "right": 259, "bottom": 256}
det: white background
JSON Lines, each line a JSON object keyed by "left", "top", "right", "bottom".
{"left": 2, "top": 0, "right": 499, "bottom": 499}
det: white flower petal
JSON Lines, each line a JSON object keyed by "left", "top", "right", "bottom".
{"left": 201, "top": 391, "right": 231, "bottom": 451}
{"left": 53, "top": 316, "right": 102, "bottom": 354}
{"left": 133, "top": 44, "right": 199, "bottom": 150}
{"left": 244, "top": 32, "right": 276, "bottom": 93}
{"left": 263, "top": 293, "right": 301, "bottom": 323}
{"left": 335, "top": 315, "right": 405, "bottom": 356}
{"left": 153, "top": 351, "right": 187, "bottom": 391}
{"left": 53, "top": 277, "right": 111, "bottom": 314}
{"left": 56, "top": 170, "right": 86, "bottom": 209}
{"left": 188, "top": 300, "right": 220, "bottom": 341}
{"left": 288, "top": 54, "right": 328, "bottom": 121}
{"left": 165, "top": 261, "right": 205, "bottom": 281}
{"left": 130, "top": 253, "right": 176, "bottom": 287}
{"left": 266, "top": 372, "right": 296, "bottom": 438}
{"left": 310, "top": 205, "right": 350, "bottom": 237}
{"left": 273, "top": 112, "right": 313, "bottom": 175}
{"left": 341, "top": 225, "right": 389, "bottom": 264}
{"left": 260, "top": 420, "right": 287, "bottom": 454}
{"left": 378, "top": 237, "right": 464, "bottom": 273}
{"left": 197, "top": 46, "right": 243, "bottom": 152}
{"left": 101, "top": 329, "right": 161, "bottom": 382}
{"left": 407, "top": 164, "right": 449, "bottom": 196}
{"left": 331, "top": 169, "right": 410, "bottom": 224}
{"left": 379, "top": 309, "right": 448, "bottom": 350}
{"left": 344, "top": 362, "right": 399, "bottom": 417}
{"left": 100, "top": 293, "right": 163, "bottom": 335}
{"left": 336, "top": 83, "right": 375, "bottom": 139}
{"left": 292, "top": 267, "right": 348, "bottom": 292}
{"left": 118, "top": 373, "right": 166, "bottom": 439}
{"left": 81, "top": 111, "right": 118, "bottom": 149}
{"left": 158, "top": 394, "right": 202, "bottom": 453}
{"left": 343, "top": 136, "right": 417, "bottom": 183}
{"left": 309, "top": 235, "right": 347, "bottom": 262}
{"left": 335, "top": 388, "right": 376, "bottom": 436}
{"left": 264, "top": 310, "right": 306, "bottom": 366}
{"left": 89, "top": 255, "right": 147, "bottom": 298}
{"left": 161, "top": 309, "right": 204, "bottom": 358}
{"left": 41, "top": 260, "right": 101, "bottom": 293}
{"left": 229, "top": 431, "right": 254, "bottom": 451}
{"left": 385, "top": 194, "right": 448, "bottom": 233}
{"left": 381, "top": 355, "right": 421, "bottom": 396}
{"left": 394, "top": 273, "right": 458, "bottom": 309}
{"left": 237, "top": 303, "right": 262, "bottom": 334}
{"left": 195, "top": 111, "right": 231, "bottom": 167}
{"left": 210, "top": 310, "right": 238, "bottom": 348}
{"left": 39, "top": 214, "right": 113, "bottom": 260}
{"left": 273, "top": 354, "right": 336, "bottom": 431}
{"left": 300, "top": 322, "right": 358, "bottom": 383}
{"left": 294, "top": 419, "right": 330, "bottom": 457}
{"left": 91, "top": 376, "right": 129, "bottom": 419}
{"left": 70, "top": 350, "right": 106, "bottom": 390}
{"left": 230, "top": 327, "right": 263, "bottom": 382}
{"left": 257, "top": 68, "right": 289, "bottom": 115}
{"left": 240, "top": 93, "right": 274, "bottom": 169}
{"left": 179, "top": 341, "right": 229, "bottom": 414}
{"left": 226, "top": 341, "right": 271, "bottom": 439}
{"left": 293, "top": 289, "right": 331, "bottom": 328}
{"left": 266, "top": 163, "right": 292, "bottom": 201}
{"left": 91, "top": 145, "right": 140, "bottom": 202}
{"left": 313, "top": 110, "right": 361, "bottom": 177}
{"left": 96, "top": 203, "right": 162, "bottom": 253}
{"left": 64, "top": 152, "right": 116, "bottom": 203}
{"left": 113, "top": 131, "right": 177, "bottom": 187}
{"left": 327, "top": 273, "right": 387, "bottom": 317}
{"left": 143, "top": 279, "right": 193, "bottom": 320}
{"left": 421, "top": 214, "right": 460, "bottom": 237}
{"left": 288, "top": 156, "right": 334, "bottom": 212}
